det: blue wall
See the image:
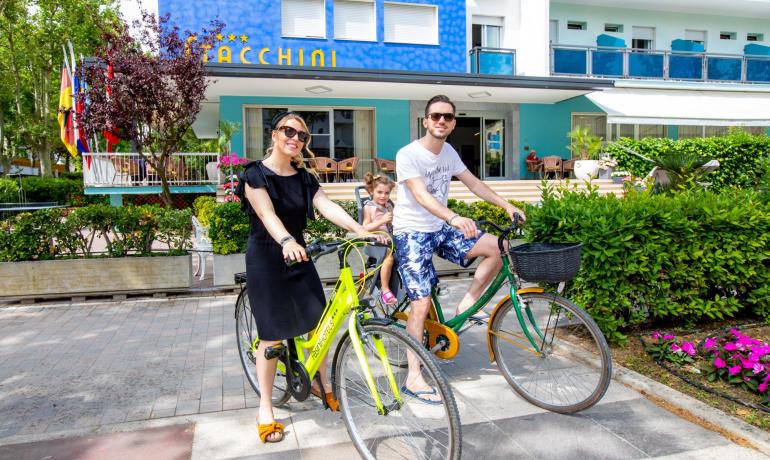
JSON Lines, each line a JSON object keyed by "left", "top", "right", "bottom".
{"left": 159, "top": 0, "right": 467, "bottom": 72}
{"left": 219, "top": 96, "right": 411, "bottom": 160}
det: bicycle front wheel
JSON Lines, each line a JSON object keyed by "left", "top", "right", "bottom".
{"left": 333, "top": 323, "right": 461, "bottom": 460}
{"left": 235, "top": 289, "right": 291, "bottom": 406}
{"left": 489, "top": 292, "right": 611, "bottom": 414}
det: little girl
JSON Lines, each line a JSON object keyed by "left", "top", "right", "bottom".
{"left": 361, "top": 172, "right": 397, "bottom": 305}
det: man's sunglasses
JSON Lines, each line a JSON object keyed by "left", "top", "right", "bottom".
{"left": 277, "top": 126, "right": 310, "bottom": 143}
{"left": 427, "top": 112, "right": 456, "bottom": 122}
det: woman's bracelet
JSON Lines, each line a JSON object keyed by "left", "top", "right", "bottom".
{"left": 279, "top": 235, "right": 295, "bottom": 247}
{"left": 447, "top": 214, "right": 459, "bottom": 226}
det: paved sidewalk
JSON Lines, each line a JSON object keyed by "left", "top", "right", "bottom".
{"left": 0, "top": 279, "right": 767, "bottom": 459}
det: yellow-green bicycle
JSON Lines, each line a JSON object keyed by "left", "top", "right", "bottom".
{"left": 234, "top": 237, "right": 461, "bottom": 460}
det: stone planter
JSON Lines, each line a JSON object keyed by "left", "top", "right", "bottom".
{"left": 598, "top": 167, "right": 613, "bottom": 179}
{"left": 213, "top": 253, "right": 246, "bottom": 286}
{"left": 0, "top": 255, "right": 192, "bottom": 298}
{"left": 574, "top": 160, "right": 600, "bottom": 180}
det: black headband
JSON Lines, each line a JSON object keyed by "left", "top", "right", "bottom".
{"left": 271, "top": 111, "right": 296, "bottom": 129}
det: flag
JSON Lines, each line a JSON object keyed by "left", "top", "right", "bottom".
{"left": 57, "top": 65, "right": 78, "bottom": 157}
{"left": 73, "top": 70, "right": 91, "bottom": 168}
{"left": 103, "top": 60, "right": 119, "bottom": 153}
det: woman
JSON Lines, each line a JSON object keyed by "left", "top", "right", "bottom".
{"left": 240, "top": 112, "right": 370, "bottom": 443}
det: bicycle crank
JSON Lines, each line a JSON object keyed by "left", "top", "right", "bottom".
{"left": 393, "top": 312, "right": 460, "bottom": 360}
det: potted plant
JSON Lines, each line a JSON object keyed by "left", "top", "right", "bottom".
{"left": 567, "top": 126, "right": 603, "bottom": 180}
{"left": 598, "top": 156, "right": 618, "bottom": 179}
{"left": 610, "top": 170, "right": 631, "bottom": 184}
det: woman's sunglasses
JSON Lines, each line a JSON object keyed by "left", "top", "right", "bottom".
{"left": 427, "top": 112, "right": 456, "bottom": 122}
{"left": 277, "top": 126, "right": 310, "bottom": 143}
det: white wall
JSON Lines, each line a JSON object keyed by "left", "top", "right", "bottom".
{"left": 551, "top": 3, "right": 770, "bottom": 55}
{"left": 467, "top": 0, "right": 550, "bottom": 76}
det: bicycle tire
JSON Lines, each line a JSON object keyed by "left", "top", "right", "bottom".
{"left": 489, "top": 292, "right": 611, "bottom": 414}
{"left": 235, "top": 289, "right": 291, "bottom": 406}
{"left": 333, "top": 323, "right": 461, "bottom": 460}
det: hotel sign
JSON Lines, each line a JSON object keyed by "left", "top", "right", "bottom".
{"left": 187, "top": 32, "right": 337, "bottom": 67}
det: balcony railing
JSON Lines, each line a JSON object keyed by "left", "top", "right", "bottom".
{"left": 83, "top": 152, "right": 220, "bottom": 188}
{"left": 551, "top": 44, "right": 770, "bottom": 83}
{"left": 469, "top": 47, "right": 516, "bottom": 76}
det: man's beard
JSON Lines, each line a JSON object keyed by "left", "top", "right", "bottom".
{"left": 428, "top": 126, "right": 450, "bottom": 140}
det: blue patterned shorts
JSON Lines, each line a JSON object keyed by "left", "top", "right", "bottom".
{"left": 393, "top": 224, "right": 483, "bottom": 301}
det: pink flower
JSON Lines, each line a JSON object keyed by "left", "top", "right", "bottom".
{"left": 728, "top": 365, "right": 742, "bottom": 376}
{"left": 663, "top": 334, "right": 675, "bottom": 341}
{"left": 714, "top": 357, "right": 726, "bottom": 368}
{"left": 703, "top": 337, "right": 717, "bottom": 351}
{"left": 681, "top": 342, "right": 696, "bottom": 357}
{"left": 651, "top": 331, "right": 662, "bottom": 340}
{"left": 670, "top": 343, "right": 681, "bottom": 353}
{"left": 753, "top": 363, "right": 765, "bottom": 375}
{"left": 724, "top": 342, "right": 737, "bottom": 351}
{"left": 759, "top": 382, "right": 768, "bottom": 393}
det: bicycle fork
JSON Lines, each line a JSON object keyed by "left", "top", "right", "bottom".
{"left": 348, "top": 314, "right": 403, "bottom": 415}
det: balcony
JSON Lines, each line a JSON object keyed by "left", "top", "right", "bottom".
{"left": 469, "top": 47, "right": 516, "bottom": 76}
{"left": 551, "top": 44, "right": 770, "bottom": 83}
{"left": 82, "top": 152, "right": 220, "bottom": 191}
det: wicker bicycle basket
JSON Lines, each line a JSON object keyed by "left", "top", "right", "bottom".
{"left": 508, "top": 242, "right": 582, "bottom": 283}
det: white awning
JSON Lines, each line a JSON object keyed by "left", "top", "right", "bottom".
{"left": 586, "top": 87, "right": 770, "bottom": 126}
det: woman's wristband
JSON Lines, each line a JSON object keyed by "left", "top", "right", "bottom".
{"left": 279, "top": 235, "right": 295, "bottom": 247}
{"left": 447, "top": 214, "right": 459, "bottom": 226}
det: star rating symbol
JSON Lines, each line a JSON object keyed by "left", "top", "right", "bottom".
{"left": 240, "top": 34, "right": 249, "bottom": 42}
{"left": 228, "top": 33, "right": 236, "bottom": 42}
{"left": 215, "top": 33, "right": 223, "bottom": 41}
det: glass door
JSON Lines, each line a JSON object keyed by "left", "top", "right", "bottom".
{"left": 482, "top": 118, "right": 505, "bottom": 179}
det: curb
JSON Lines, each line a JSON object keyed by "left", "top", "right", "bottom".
{"left": 613, "top": 362, "right": 770, "bottom": 457}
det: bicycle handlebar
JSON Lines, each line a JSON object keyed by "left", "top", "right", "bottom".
{"left": 285, "top": 237, "right": 390, "bottom": 266}
{"left": 476, "top": 214, "right": 524, "bottom": 253}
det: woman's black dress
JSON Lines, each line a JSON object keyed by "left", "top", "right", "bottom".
{"left": 241, "top": 161, "right": 326, "bottom": 341}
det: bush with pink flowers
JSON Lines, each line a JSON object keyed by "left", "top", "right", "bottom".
{"left": 645, "top": 331, "right": 697, "bottom": 365}
{"left": 217, "top": 153, "right": 248, "bottom": 202}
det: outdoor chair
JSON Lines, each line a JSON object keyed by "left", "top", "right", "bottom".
{"left": 374, "top": 158, "right": 396, "bottom": 179}
{"left": 311, "top": 156, "right": 338, "bottom": 182}
{"left": 525, "top": 159, "right": 541, "bottom": 179}
{"left": 561, "top": 159, "right": 576, "bottom": 179}
{"left": 109, "top": 156, "right": 132, "bottom": 185}
{"left": 336, "top": 156, "right": 360, "bottom": 182}
{"left": 192, "top": 216, "right": 213, "bottom": 280}
{"left": 542, "top": 156, "right": 562, "bottom": 179}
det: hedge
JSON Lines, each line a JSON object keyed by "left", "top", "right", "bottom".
{"left": 0, "top": 205, "right": 192, "bottom": 261}
{"left": 0, "top": 178, "right": 19, "bottom": 203}
{"left": 604, "top": 132, "right": 770, "bottom": 191}
{"left": 525, "top": 185, "right": 770, "bottom": 344}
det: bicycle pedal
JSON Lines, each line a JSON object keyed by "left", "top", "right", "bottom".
{"left": 264, "top": 344, "right": 286, "bottom": 360}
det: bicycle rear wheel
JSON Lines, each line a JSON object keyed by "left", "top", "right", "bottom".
{"left": 235, "top": 289, "right": 291, "bottom": 406}
{"left": 489, "top": 292, "right": 611, "bottom": 414}
{"left": 333, "top": 323, "right": 461, "bottom": 460}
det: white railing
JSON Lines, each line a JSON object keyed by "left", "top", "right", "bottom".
{"left": 83, "top": 152, "right": 220, "bottom": 187}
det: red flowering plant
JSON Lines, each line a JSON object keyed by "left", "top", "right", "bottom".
{"left": 644, "top": 331, "right": 697, "bottom": 365}
{"left": 701, "top": 329, "right": 770, "bottom": 405}
{"left": 218, "top": 153, "right": 248, "bottom": 202}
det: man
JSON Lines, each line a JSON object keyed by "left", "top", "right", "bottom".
{"left": 393, "top": 95, "right": 525, "bottom": 402}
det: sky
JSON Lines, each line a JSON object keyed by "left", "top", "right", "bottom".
{"left": 119, "top": 0, "right": 158, "bottom": 23}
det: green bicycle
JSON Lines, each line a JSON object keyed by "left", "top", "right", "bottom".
{"left": 234, "top": 237, "right": 461, "bottom": 460}
{"left": 378, "top": 220, "right": 612, "bottom": 414}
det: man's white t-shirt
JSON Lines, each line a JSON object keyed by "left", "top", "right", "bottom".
{"left": 393, "top": 140, "right": 467, "bottom": 233}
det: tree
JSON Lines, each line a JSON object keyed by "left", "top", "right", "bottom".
{"left": 0, "top": 0, "right": 121, "bottom": 177}
{"left": 81, "top": 11, "right": 222, "bottom": 207}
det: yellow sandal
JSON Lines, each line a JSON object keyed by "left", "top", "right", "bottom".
{"left": 311, "top": 386, "right": 340, "bottom": 412}
{"left": 257, "top": 421, "right": 285, "bottom": 443}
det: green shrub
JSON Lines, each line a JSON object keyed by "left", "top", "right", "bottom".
{"left": 192, "top": 196, "right": 217, "bottom": 227}
{"left": 524, "top": 185, "right": 770, "bottom": 344}
{"left": 605, "top": 133, "right": 770, "bottom": 191}
{"left": 447, "top": 199, "right": 528, "bottom": 234}
{"left": 305, "top": 200, "right": 357, "bottom": 240}
{"left": 0, "top": 205, "right": 192, "bottom": 261}
{"left": 0, "top": 178, "right": 19, "bottom": 203}
{"left": 209, "top": 202, "right": 249, "bottom": 255}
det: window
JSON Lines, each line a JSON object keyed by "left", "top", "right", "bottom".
{"left": 677, "top": 125, "right": 766, "bottom": 139}
{"left": 244, "top": 107, "right": 375, "bottom": 161}
{"left": 632, "top": 26, "right": 655, "bottom": 50}
{"left": 471, "top": 17, "right": 502, "bottom": 49}
{"left": 747, "top": 33, "right": 764, "bottom": 42}
{"left": 604, "top": 24, "right": 623, "bottom": 33}
{"left": 282, "top": 0, "right": 325, "bottom": 38}
{"left": 334, "top": 0, "right": 375, "bottom": 41}
{"left": 720, "top": 32, "right": 736, "bottom": 40}
{"left": 384, "top": 3, "right": 438, "bottom": 45}
{"left": 608, "top": 124, "right": 666, "bottom": 141}
{"left": 567, "top": 21, "right": 586, "bottom": 31}
{"left": 685, "top": 29, "right": 707, "bottom": 45}
{"left": 571, "top": 114, "right": 607, "bottom": 140}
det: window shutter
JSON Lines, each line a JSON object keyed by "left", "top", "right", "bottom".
{"left": 384, "top": 3, "right": 438, "bottom": 45}
{"left": 282, "top": 0, "right": 325, "bottom": 38}
{"left": 335, "top": 1, "right": 375, "bottom": 41}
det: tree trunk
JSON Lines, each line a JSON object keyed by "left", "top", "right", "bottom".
{"left": 38, "top": 138, "right": 53, "bottom": 177}
{"left": 158, "top": 162, "right": 174, "bottom": 208}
